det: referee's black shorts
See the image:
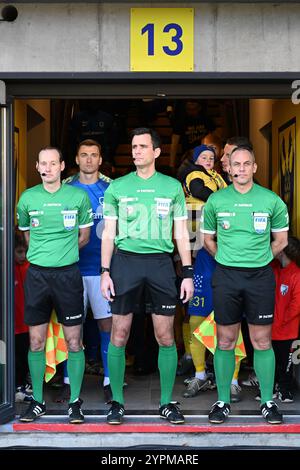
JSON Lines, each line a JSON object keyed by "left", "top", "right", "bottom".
{"left": 24, "top": 263, "right": 84, "bottom": 326}
{"left": 110, "top": 249, "right": 178, "bottom": 316}
{"left": 212, "top": 263, "right": 275, "bottom": 326}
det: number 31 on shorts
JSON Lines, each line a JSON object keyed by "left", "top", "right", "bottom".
{"left": 130, "top": 8, "right": 194, "bottom": 72}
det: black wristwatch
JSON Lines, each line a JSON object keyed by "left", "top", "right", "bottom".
{"left": 100, "top": 267, "right": 110, "bottom": 274}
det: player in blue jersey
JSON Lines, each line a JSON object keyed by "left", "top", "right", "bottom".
{"left": 65, "top": 139, "right": 112, "bottom": 402}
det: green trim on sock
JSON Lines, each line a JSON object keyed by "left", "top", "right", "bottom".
{"left": 254, "top": 348, "right": 275, "bottom": 404}
{"left": 214, "top": 347, "right": 235, "bottom": 403}
{"left": 158, "top": 343, "right": 177, "bottom": 406}
{"left": 67, "top": 349, "right": 85, "bottom": 403}
{"left": 28, "top": 350, "right": 46, "bottom": 403}
{"left": 108, "top": 343, "right": 126, "bottom": 405}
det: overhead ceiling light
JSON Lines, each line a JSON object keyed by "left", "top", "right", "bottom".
{"left": 1, "top": 5, "right": 18, "bottom": 22}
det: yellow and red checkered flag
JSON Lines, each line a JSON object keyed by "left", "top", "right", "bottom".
{"left": 45, "top": 311, "right": 68, "bottom": 382}
{"left": 193, "top": 312, "right": 246, "bottom": 364}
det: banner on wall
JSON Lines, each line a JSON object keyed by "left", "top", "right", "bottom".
{"left": 278, "top": 117, "right": 296, "bottom": 233}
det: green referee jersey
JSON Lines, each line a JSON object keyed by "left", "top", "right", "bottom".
{"left": 17, "top": 184, "right": 93, "bottom": 267}
{"left": 103, "top": 171, "right": 187, "bottom": 253}
{"left": 202, "top": 183, "right": 289, "bottom": 268}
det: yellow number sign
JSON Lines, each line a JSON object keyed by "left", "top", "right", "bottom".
{"left": 130, "top": 8, "right": 194, "bottom": 72}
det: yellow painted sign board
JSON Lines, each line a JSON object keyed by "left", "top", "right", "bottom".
{"left": 130, "top": 8, "right": 194, "bottom": 72}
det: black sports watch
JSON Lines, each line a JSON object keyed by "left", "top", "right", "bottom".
{"left": 100, "top": 267, "right": 110, "bottom": 274}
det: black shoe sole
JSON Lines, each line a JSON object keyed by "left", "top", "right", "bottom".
{"left": 209, "top": 418, "right": 226, "bottom": 424}
{"left": 19, "top": 411, "right": 46, "bottom": 422}
{"left": 160, "top": 416, "right": 185, "bottom": 424}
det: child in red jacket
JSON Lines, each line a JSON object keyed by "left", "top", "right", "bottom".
{"left": 15, "top": 231, "right": 32, "bottom": 402}
{"left": 272, "top": 236, "right": 300, "bottom": 403}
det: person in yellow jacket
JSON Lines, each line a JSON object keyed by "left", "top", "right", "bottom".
{"left": 178, "top": 144, "right": 227, "bottom": 250}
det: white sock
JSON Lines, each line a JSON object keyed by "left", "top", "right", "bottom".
{"left": 231, "top": 379, "right": 238, "bottom": 386}
{"left": 103, "top": 376, "right": 110, "bottom": 387}
{"left": 195, "top": 371, "right": 206, "bottom": 380}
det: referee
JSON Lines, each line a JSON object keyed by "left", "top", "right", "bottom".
{"left": 17, "top": 146, "right": 93, "bottom": 424}
{"left": 202, "top": 145, "right": 289, "bottom": 425}
{"left": 101, "top": 128, "right": 194, "bottom": 425}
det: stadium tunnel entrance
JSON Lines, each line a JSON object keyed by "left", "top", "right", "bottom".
{"left": 0, "top": 74, "right": 299, "bottom": 432}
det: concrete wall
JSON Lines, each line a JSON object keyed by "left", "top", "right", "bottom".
{"left": 0, "top": 2, "right": 300, "bottom": 72}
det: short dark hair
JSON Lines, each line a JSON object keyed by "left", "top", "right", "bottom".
{"left": 227, "top": 136, "right": 253, "bottom": 150}
{"left": 230, "top": 145, "right": 255, "bottom": 162}
{"left": 38, "top": 146, "right": 63, "bottom": 162}
{"left": 131, "top": 127, "right": 161, "bottom": 150}
{"left": 284, "top": 236, "right": 300, "bottom": 267}
{"left": 77, "top": 139, "right": 102, "bottom": 155}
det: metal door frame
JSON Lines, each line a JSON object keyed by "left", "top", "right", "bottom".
{"left": 0, "top": 71, "right": 298, "bottom": 423}
{"left": 0, "top": 81, "right": 14, "bottom": 424}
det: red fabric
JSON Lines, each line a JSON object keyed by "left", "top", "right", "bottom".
{"left": 15, "top": 261, "right": 29, "bottom": 334}
{"left": 271, "top": 259, "right": 300, "bottom": 340}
